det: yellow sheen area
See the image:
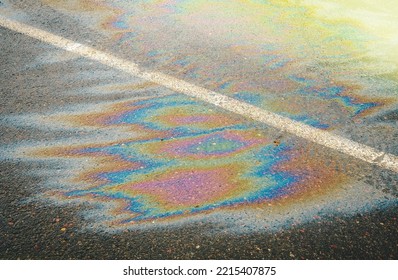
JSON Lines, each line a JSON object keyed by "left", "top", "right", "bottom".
{"left": 41, "top": 0, "right": 398, "bottom": 76}
{"left": 177, "top": 0, "right": 397, "bottom": 75}
{"left": 299, "top": 0, "right": 398, "bottom": 72}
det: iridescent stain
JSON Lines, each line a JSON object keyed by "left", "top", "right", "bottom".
{"left": 14, "top": 0, "right": 398, "bottom": 231}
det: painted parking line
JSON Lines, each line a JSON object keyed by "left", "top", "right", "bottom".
{"left": 1, "top": 16, "right": 398, "bottom": 173}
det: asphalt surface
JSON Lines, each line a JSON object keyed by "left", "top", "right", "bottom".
{"left": 1, "top": 0, "right": 398, "bottom": 259}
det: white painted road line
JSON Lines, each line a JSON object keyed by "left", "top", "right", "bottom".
{"left": 1, "top": 16, "right": 398, "bottom": 173}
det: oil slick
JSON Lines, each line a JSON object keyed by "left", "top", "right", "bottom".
{"left": 24, "top": 94, "right": 297, "bottom": 228}
{"left": 40, "top": 0, "right": 398, "bottom": 128}
{"left": 2, "top": 0, "right": 398, "bottom": 232}
{"left": 3, "top": 91, "right": 396, "bottom": 233}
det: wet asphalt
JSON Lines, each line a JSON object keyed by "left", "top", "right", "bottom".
{"left": 1, "top": 1, "right": 398, "bottom": 259}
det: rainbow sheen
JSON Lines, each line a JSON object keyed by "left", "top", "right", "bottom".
{"left": 41, "top": 0, "right": 398, "bottom": 129}
{"left": 4, "top": 0, "right": 397, "bottom": 231}
{"left": 33, "top": 94, "right": 303, "bottom": 226}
